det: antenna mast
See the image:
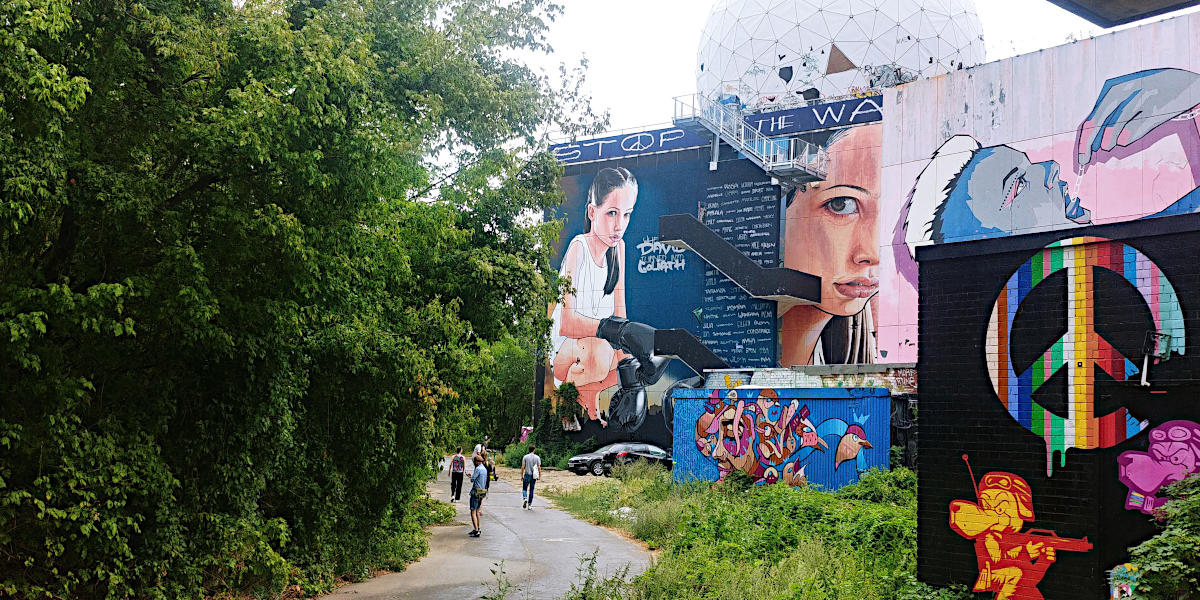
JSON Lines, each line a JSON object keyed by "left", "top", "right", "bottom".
{"left": 962, "top": 454, "right": 980, "bottom": 502}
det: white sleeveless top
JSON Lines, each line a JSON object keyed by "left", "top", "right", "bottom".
{"left": 550, "top": 235, "right": 617, "bottom": 381}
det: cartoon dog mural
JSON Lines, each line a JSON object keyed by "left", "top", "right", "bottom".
{"left": 693, "top": 388, "right": 876, "bottom": 486}
{"left": 1117, "top": 420, "right": 1200, "bottom": 514}
{"left": 950, "top": 457, "right": 1092, "bottom": 600}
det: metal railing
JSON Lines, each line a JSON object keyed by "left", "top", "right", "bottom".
{"left": 674, "top": 94, "right": 827, "bottom": 180}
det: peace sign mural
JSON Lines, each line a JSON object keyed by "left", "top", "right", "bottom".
{"left": 986, "top": 236, "right": 1186, "bottom": 475}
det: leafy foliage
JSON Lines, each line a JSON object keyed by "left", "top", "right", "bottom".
{"left": 0, "top": 0, "right": 595, "bottom": 597}
{"left": 547, "top": 467, "right": 972, "bottom": 600}
{"left": 1128, "top": 474, "right": 1200, "bottom": 599}
{"left": 515, "top": 392, "right": 595, "bottom": 469}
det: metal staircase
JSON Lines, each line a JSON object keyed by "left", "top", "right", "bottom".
{"left": 673, "top": 94, "right": 827, "bottom": 185}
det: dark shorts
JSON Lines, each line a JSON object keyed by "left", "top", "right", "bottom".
{"left": 469, "top": 494, "right": 483, "bottom": 511}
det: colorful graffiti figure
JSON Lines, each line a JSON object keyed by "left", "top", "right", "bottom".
{"left": 1117, "top": 420, "right": 1200, "bottom": 514}
{"left": 694, "top": 389, "right": 873, "bottom": 485}
{"left": 1108, "top": 563, "right": 1140, "bottom": 599}
{"left": 949, "top": 469, "right": 1092, "bottom": 600}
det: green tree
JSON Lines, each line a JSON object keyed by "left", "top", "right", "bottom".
{"left": 1128, "top": 475, "right": 1200, "bottom": 599}
{"left": 0, "top": 0, "right": 598, "bottom": 597}
{"left": 471, "top": 334, "right": 538, "bottom": 446}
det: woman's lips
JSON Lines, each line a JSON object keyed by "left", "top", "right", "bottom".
{"left": 833, "top": 277, "right": 879, "bottom": 299}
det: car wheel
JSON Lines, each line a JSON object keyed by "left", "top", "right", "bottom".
{"left": 590, "top": 461, "right": 605, "bottom": 476}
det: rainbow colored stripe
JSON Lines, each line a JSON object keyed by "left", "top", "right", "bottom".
{"left": 986, "top": 236, "right": 1185, "bottom": 475}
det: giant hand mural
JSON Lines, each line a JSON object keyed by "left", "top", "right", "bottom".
{"left": 902, "top": 69, "right": 1200, "bottom": 249}
{"left": 908, "top": 18, "right": 1200, "bottom": 596}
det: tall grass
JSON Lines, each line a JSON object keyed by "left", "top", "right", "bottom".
{"left": 546, "top": 465, "right": 971, "bottom": 600}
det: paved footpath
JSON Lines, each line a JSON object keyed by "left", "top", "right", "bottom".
{"left": 319, "top": 466, "right": 651, "bottom": 600}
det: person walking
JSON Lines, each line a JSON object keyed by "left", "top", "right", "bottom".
{"left": 468, "top": 454, "right": 488, "bottom": 537}
{"left": 449, "top": 447, "right": 466, "bottom": 502}
{"left": 521, "top": 445, "right": 542, "bottom": 510}
{"left": 473, "top": 435, "right": 490, "bottom": 459}
{"left": 484, "top": 451, "right": 496, "bottom": 489}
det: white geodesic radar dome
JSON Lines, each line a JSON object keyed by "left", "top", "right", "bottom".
{"left": 697, "top": 0, "right": 986, "bottom": 108}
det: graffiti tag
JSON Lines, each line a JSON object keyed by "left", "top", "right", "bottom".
{"left": 637, "top": 236, "right": 687, "bottom": 274}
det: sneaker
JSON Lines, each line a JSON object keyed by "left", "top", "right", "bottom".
{"left": 468, "top": 530, "right": 480, "bottom": 537}
{"left": 522, "top": 499, "right": 527, "bottom": 509}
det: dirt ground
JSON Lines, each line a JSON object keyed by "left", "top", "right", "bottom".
{"left": 493, "top": 464, "right": 604, "bottom": 496}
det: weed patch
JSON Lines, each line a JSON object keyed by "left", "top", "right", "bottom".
{"left": 547, "top": 466, "right": 970, "bottom": 600}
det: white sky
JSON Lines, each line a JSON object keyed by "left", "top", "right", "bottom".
{"left": 532, "top": 0, "right": 1200, "bottom": 134}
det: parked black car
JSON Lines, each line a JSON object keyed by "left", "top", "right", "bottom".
{"left": 601, "top": 442, "right": 672, "bottom": 473}
{"left": 567, "top": 443, "right": 626, "bottom": 476}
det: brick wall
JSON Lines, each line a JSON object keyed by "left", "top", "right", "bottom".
{"left": 917, "top": 214, "right": 1200, "bottom": 599}
{"left": 704, "top": 364, "right": 916, "bottom": 393}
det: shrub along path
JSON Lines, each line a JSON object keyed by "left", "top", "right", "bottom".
{"left": 318, "top": 465, "right": 651, "bottom": 599}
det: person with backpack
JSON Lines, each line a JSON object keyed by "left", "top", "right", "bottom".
{"left": 468, "top": 453, "right": 488, "bottom": 537}
{"left": 448, "top": 447, "right": 466, "bottom": 502}
{"left": 521, "top": 445, "right": 542, "bottom": 510}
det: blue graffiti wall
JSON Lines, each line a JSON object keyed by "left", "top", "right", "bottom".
{"left": 672, "top": 387, "right": 890, "bottom": 490}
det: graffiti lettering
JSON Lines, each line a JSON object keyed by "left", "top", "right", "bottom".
{"left": 693, "top": 389, "right": 874, "bottom": 485}
{"left": 747, "top": 97, "right": 883, "bottom": 135}
{"left": 636, "top": 236, "right": 688, "bottom": 274}
{"left": 638, "top": 254, "right": 687, "bottom": 274}
{"left": 549, "top": 127, "right": 709, "bottom": 164}
{"left": 636, "top": 237, "right": 687, "bottom": 257}
{"left": 812, "top": 103, "right": 846, "bottom": 126}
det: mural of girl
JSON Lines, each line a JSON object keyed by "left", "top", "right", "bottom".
{"left": 780, "top": 123, "right": 882, "bottom": 366}
{"left": 549, "top": 167, "right": 638, "bottom": 422}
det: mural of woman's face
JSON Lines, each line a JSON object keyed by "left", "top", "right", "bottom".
{"left": 587, "top": 186, "right": 636, "bottom": 247}
{"left": 959, "top": 146, "right": 1085, "bottom": 233}
{"left": 784, "top": 124, "right": 881, "bottom": 317}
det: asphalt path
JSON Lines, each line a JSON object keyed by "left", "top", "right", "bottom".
{"left": 318, "top": 465, "right": 651, "bottom": 600}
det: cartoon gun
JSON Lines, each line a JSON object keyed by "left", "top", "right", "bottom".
{"left": 1006, "top": 529, "right": 1093, "bottom": 553}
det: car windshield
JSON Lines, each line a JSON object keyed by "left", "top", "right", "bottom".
{"left": 594, "top": 444, "right": 621, "bottom": 453}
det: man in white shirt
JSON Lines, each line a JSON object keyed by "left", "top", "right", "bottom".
{"left": 521, "top": 445, "right": 542, "bottom": 510}
{"left": 473, "top": 435, "right": 490, "bottom": 459}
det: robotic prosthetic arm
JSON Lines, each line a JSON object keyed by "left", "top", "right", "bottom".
{"left": 595, "top": 316, "right": 672, "bottom": 431}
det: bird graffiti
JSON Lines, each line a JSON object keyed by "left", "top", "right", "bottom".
{"left": 695, "top": 389, "right": 875, "bottom": 485}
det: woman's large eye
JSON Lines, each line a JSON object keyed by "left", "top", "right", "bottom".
{"left": 822, "top": 197, "right": 859, "bottom": 215}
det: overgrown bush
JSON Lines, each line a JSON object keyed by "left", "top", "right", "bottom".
{"left": 0, "top": 0, "right": 591, "bottom": 597}
{"left": 1127, "top": 474, "right": 1200, "bottom": 599}
{"left": 835, "top": 467, "right": 917, "bottom": 505}
{"left": 501, "top": 396, "right": 597, "bottom": 470}
{"left": 547, "top": 465, "right": 969, "bottom": 599}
